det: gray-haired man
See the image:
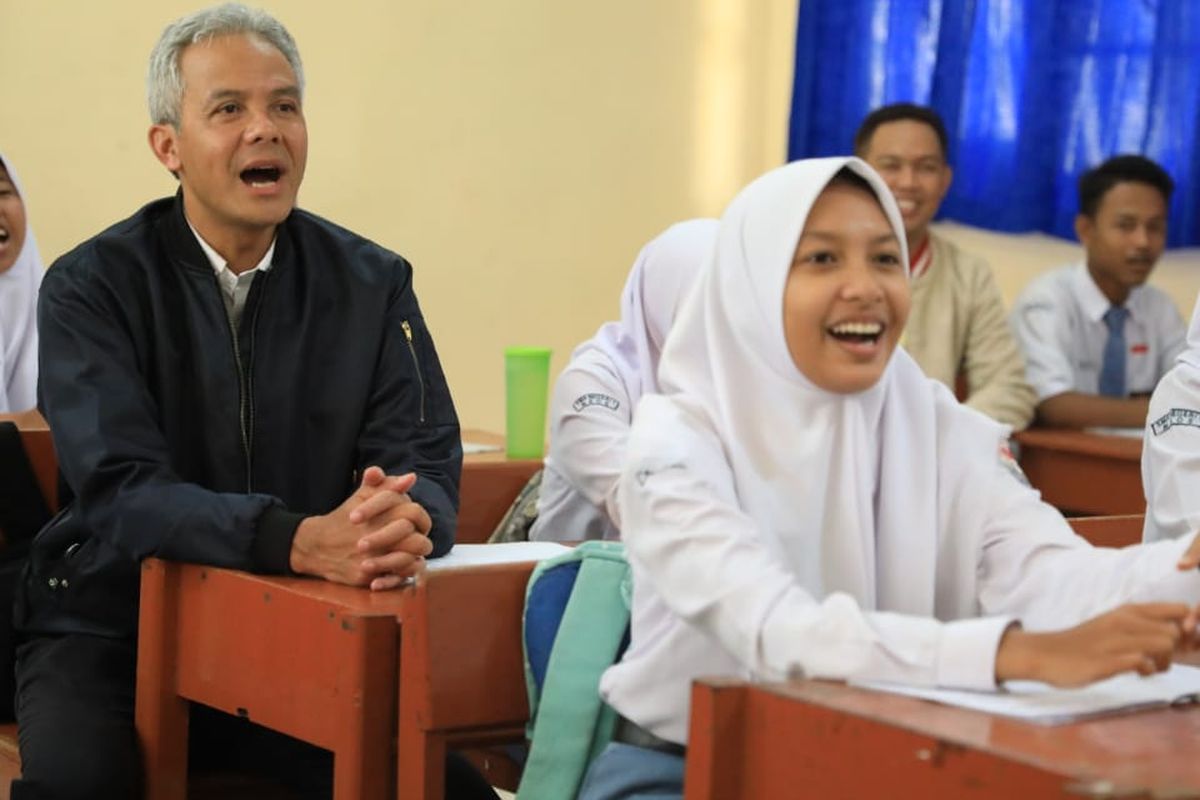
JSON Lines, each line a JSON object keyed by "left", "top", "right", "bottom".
{"left": 12, "top": 5, "right": 490, "bottom": 798}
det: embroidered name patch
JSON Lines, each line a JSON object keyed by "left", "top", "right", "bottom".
{"left": 1151, "top": 408, "right": 1200, "bottom": 436}
{"left": 573, "top": 393, "right": 620, "bottom": 412}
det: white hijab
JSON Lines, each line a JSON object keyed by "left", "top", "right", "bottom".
{"left": 650, "top": 156, "right": 958, "bottom": 615}
{"left": 0, "top": 152, "right": 42, "bottom": 412}
{"left": 570, "top": 218, "right": 718, "bottom": 403}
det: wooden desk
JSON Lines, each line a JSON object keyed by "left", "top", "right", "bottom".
{"left": 458, "top": 429, "right": 542, "bottom": 544}
{"left": 1065, "top": 513, "right": 1144, "bottom": 549}
{"left": 136, "top": 561, "right": 404, "bottom": 800}
{"left": 685, "top": 678, "right": 1200, "bottom": 799}
{"left": 396, "top": 562, "right": 535, "bottom": 799}
{"left": 136, "top": 442, "right": 541, "bottom": 799}
{"left": 1015, "top": 429, "right": 1144, "bottom": 516}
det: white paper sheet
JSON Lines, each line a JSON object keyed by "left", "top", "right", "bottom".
{"left": 855, "top": 664, "right": 1200, "bottom": 724}
{"left": 425, "top": 542, "right": 571, "bottom": 571}
{"left": 463, "top": 440, "right": 505, "bottom": 454}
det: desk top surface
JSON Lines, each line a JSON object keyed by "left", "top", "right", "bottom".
{"left": 754, "top": 679, "right": 1200, "bottom": 793}
{"left": 1015, "top": 427, "right": 1142, "bottom": 461}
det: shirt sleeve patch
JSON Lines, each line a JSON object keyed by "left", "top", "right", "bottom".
{"left": 1151, "top": 408, "right": 1200, "bottom": 436}
{"left": 999, "top": 440, "right": 1030, "bottom": 486}
{"left": 572, "top": 393, "right": 621, "bottom": 412}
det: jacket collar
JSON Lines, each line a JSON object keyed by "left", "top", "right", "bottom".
{"left": 161, "top": 190, "right": 294, "bottom": 276}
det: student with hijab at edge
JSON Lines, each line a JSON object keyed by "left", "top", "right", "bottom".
{"left": 1143, "top": 290, "right": 1200, "bottom": 543}
{"left": 529, "top": 219, "right": 716, "bottom": 542}
{"left": 577, "top": 157, "right": 1200, "bottom": 800}
{"left": 0, "top": 152, "right": 42, "bottom": 413}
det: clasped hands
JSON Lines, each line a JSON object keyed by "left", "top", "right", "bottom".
{"left": 289, "top": 466, "right": 434, "bottom": 591}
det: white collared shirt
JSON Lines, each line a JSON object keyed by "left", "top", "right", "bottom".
{"left": 1010, "top": 262, "right": 1185, "bottom": 400}
{"left": 186, "top": 220, "right": 276, "bottom": 330}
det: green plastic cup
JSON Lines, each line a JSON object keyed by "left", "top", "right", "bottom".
{"left": 504, "top": 346, "right": 552, "bottom": 459}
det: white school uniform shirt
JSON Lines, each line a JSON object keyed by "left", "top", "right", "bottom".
{"left": 529, "top": 220, "right": 717, "bottom": 542}
{"left": 0, "top": 152, "right": 43, "bottom": 412}
{"left": 599, "top": 157, "right": 1200, "bottom": 746}
{"left": 1009, "top": 262, "right": 1184, "bottom": 400}
{"left": 1143, "top": 290, "right": 1200, "bottom": 543}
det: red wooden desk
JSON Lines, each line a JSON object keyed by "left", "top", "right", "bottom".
{"left": 136, "top": 561, "right": 405, "bottom": 800}
{"left": 685, "top": 678, "right": 1200, "bottom": 799}
{"left": 136, "top": 438, "right": 542, "bottom": 799}
{"left": 1015, "top": 429, "right": 1144, "bottom": 516}
{"left": 396, "top": 562, "right": 535, "bottom": 799}
{"left": 458, "top": 430, "right": 541, "bottom": 544}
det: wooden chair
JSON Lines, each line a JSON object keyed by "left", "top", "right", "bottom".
{"left": 1066, "top": 513, "right": 1144, "bottom": 549}
{"left": 396, "top": 561, "right": 535, "bottom": 799}
{"left": 0, "top": 412, "right": 58, "bottom": 797}
{"left": 456, "top": 458, "right": 542, "bottom": 543}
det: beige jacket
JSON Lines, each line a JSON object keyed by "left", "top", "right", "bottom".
{"left": 901, "top": 233, "right": 1036, "bottom": 430}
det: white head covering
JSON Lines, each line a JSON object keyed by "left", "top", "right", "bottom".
{"left": 570, "top": 218, "right": 718, "bottom": 404}
{"left": 0, "top": 152, "right": 43, "bottom": 412}
{"left": 654, "top": 156, "right": 949, "bottom": 616}
{"left": 529, "top": 219, "right": 718, "bottom": 543}
{"left": 602, "top": 158, "right": 1036, "bottom": 740}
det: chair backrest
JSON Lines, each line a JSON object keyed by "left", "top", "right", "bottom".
{"left": 0, "top": 421, "right": 54, "bottom": 546}
{"left": 517, "top": 540, "right": 630, "bottom": 800}
{"left": 1066, "top": 513, "right": 1144, "bottom": 549}
{"left": 457, "top": 459, "right": 543, "bottom": 544}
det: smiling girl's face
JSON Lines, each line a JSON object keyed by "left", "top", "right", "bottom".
{"left": 783, "top": 178, "right": 910, "bottom": 393}
{"left": 0, "top": 164, "right": 27, "bottom": 275}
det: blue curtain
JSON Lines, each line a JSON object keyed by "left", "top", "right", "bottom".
{"left": 788, "top": 0, "right": 1200, "bottom": 247}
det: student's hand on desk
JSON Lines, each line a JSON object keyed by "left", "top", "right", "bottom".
{"left": 290, "top": 466, "right": 434, "bottom": 590}
{"left": 994, "top": 603, "right": 1193, "bottom": 687}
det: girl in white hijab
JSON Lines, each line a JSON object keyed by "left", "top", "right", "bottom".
{"left": 529, "top": 219, "right": 716, "bottom": 542}
{"left": 0, "top": 152, "right": 42, "bottom": 412}
{"left": 579, "top": 157, "right": 1200, "bottom": 800}
{"left": 1143, "top": 289, "right": 1200, "bottom": 543}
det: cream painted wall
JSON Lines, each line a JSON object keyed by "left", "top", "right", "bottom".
{"left": 4, "top": 0, "right": 1198, "bottom": 436}
{"left": 1, "top": 0, "right": 798, "bottom": 432}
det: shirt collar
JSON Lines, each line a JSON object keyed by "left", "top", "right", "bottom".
{"left": 185, "top": 218, "right": 276, "bottom": 282}
{"left": 908, "top": 235, "right": 932, "bottom": 281}
{"left": 1072, "top": 261, "right": 1145, "bottom": 322}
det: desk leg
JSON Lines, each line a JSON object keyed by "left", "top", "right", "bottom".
{"left": 398, "top": 652, "right": 446, "bottom": 800}
{"left": 331, "top": 614, "right": 396, "bottom": 800}
{"left": 684, "top": 680, "right": 747, "bottom": 800}
{"left": 396, "top": 726, "right": 446, "bottom": 800}
{"left": 135, "top": 560, "right": 189, "bottom": 800}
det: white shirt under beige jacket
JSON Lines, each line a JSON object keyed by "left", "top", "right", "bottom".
{"left": 901, "top": 233, "right": 1035, "bottom": 429}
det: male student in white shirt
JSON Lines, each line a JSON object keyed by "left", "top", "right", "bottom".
{"left": 1011, "top": 155, "right": 1184, "bottom": 429}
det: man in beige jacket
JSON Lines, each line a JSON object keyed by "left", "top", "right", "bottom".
{"left": 855, "top": 103, "right": 1036, "bottom": 430}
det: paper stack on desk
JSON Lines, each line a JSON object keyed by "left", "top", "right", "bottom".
{"left": 856, "top": 664, "right": 1200, "bottom": 724}
{"left": 426, "top": 542, "right": 571, "bottom": 571}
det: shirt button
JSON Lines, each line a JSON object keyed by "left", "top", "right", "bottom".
{"left": 47, "top": 578, "right": 59, "bottom": 589}
{"left": 60, "top": 579, "right": 69, "bottom": 589}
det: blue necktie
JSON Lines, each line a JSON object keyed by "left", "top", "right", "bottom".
{"left": 1098, "top": 306, "right": 1129, "bottom": 397}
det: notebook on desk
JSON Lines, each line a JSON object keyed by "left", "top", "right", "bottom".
{"left": 855, "top": 664, "right": 1200, "bottom": 725}
{"left": 463, "top": 440, "right": 504, "bottom": 455}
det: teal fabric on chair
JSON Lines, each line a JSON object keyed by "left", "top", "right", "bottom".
{"left": 517, "top": 540, "right": 630, "bottom": 800}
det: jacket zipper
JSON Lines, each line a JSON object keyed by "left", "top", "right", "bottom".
{"left": 215, "top": 273, "right": 256, "bottom": 492}
{"left": 243, "top": 285, "right": 263, "bottom": 491}
{"left": 401, "top": 319, "right": 426, "bottom": 424}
